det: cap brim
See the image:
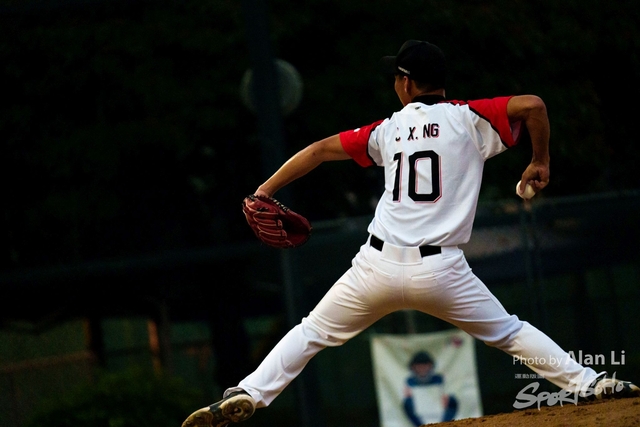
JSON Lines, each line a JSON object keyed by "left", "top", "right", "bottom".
{"left": 380, "top": 55, "right": 397, "bottom": 74}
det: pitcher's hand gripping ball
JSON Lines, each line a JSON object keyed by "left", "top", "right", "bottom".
{"left": 516, "top": 180, "right": 536, "bottom": 200}
{"left": 242, "top": 194, "right": 312, "bottom": 248}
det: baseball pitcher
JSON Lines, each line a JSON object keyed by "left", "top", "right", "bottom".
{"left": 182, "top": 40, "right": 640, "bottom": 427}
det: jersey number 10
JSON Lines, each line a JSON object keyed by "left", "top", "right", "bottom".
{"left": 392, "top": 150, "right": 442, "bottom": 202}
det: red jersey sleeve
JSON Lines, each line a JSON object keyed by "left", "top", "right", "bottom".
{"left": 466, "top": 96, "right": 520, "bottom": 147}
{"left": 339, "top": 119, "right": 384, "bottom": 167}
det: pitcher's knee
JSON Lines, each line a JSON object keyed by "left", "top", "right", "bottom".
{"left": 300, "top": 316, "right": 353, "bottom": 347}
{"left": 481, "top": 318, "right": 524, "bottom": 350}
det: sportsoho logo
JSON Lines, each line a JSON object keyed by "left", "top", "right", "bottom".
{"left": 512, "top": 372, "right": 626, "bottom": 410}
{"left": 510, "top": 350, "right": 627, "bottom": 410}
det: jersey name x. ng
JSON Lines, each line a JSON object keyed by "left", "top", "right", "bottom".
{"left": 339, "top": 95, "right": 521, "bottom": 247}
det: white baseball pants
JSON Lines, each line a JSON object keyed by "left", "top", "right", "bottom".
{"left": 228, "top": 237, "right": 601, "bottom": 407}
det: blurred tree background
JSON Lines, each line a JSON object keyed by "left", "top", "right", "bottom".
{"left": 23, "top": 368, "right": 201, "bottom": 427}
{"left": 2, "top": 0, "right": 639, "bottom": 270}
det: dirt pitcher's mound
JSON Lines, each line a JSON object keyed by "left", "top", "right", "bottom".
{"left": 434, "top": 397, "right": 640, "bottom": 426}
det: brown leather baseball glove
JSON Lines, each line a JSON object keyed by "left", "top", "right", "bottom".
{"left": 242, "top": 194, "right": 312, "bottom": 248}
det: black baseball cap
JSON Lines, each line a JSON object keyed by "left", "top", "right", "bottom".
{"left": 380, "top": 40, "right": 446, "bottom": 87}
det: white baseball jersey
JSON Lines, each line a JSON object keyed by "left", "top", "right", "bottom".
{"left": 340, "top": 95, "right": 522, "bottom": 247}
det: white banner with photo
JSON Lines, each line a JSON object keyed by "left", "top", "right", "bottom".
{"left": 371, "top": 329, "right": 483, "bottom": 427}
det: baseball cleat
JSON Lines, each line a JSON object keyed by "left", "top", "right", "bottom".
{"left": 583, "top": 375, "right": 640, "bottom": 401}
{"left": 181, "top": 391, "right": 256, "bottom": 427}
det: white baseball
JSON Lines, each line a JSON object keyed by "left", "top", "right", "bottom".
{"left": 516, "top": 180, "right": 536, "bottom": 200}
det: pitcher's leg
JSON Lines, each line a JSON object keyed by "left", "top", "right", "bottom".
{"left": 232, "top": 249, "right": 397, "bottom": 407}
{"left": 234, "top": 318, "right": 332, "bottom": 407}
{"left": 415, "top": 253, "right": 599, "bottom": 393}
{"left": 501, "top": 321, "right": 600, "bottom": 392}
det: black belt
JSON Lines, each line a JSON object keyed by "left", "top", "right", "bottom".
{"left": 370, "top": 235, "right": 441, "bottom": 257}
